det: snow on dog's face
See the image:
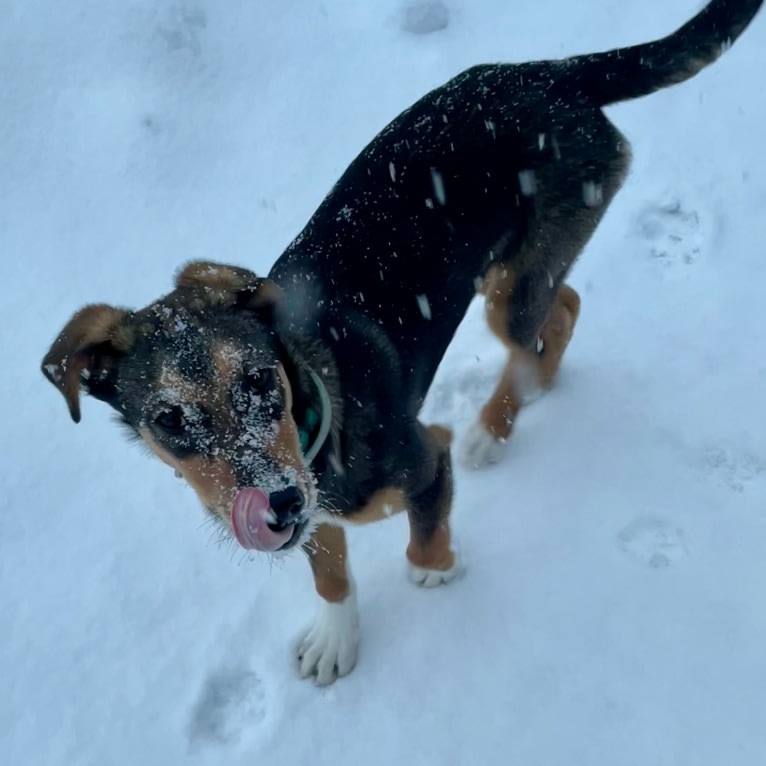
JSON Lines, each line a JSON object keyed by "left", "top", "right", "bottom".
{"left": 41, "top": 261, "right": 317, "bottom": 553}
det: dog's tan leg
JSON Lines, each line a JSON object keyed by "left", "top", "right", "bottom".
{"left": 406, "top": 424, "right": 459, "bottom": 586}
{"left": 298, "top": 524, "right": 359, "bottom": 685}
{"left": 304, "top": 523, "right": 351, "bottom": 602}
{"left": 462, "top": 266, "right": 581, "bottom": 468}
{"left": 479, "top": 264, "right": 534, "bottom": 438}
{"left": 536, "top": 284, "right": 580, "bottom": 388}
{"left": 462, "top": 134, "right": 628, "bottom": 469}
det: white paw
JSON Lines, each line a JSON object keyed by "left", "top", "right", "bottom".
{"left": 297, "top": 589, "right": 360, "bottom": 685}
{"left": 460, "top": 421, "right": 507, "bottom": 468}
{"left": 408, "top": 549, "right": 462, "bottom": 588}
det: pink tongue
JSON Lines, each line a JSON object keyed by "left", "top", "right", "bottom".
{"left": 231, "top": 488, "right": 294, "bottom": 551}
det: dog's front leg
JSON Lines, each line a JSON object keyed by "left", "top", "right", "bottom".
{"left": 298, "top": 523, "right": 359, "bottom": 685}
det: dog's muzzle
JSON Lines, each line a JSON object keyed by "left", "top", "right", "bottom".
{"left": 231, "top": 486, "right": 307, "bottom": 551}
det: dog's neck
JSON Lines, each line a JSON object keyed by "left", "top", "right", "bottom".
{"left": 275, "top": 328, "right": 342, "bottom": 467}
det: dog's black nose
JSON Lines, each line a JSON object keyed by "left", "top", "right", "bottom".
{"left": 268, "top": 487, "right": 305, "bottom": 528}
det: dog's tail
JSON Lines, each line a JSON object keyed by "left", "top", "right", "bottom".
{"left": 563, "top": 0, "right": 762, "bottom": 106}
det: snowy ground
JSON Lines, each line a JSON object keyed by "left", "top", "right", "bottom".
{"left": 3, "top": 0, "right": 766, "bottom": 763}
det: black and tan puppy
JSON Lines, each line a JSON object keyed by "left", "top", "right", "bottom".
{"left": 42, "top": 0, "right": 762, "bottom": 684}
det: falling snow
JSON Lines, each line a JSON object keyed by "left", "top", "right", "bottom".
{"left": 430, "top": 167, "right": 446, "bottom": 205}
{"left": 416, "top": 293, "right": 432, "bottom": 319}
{"left": 518, "top": 169, "right": 537, "bottom": 196}
{"left": 582, "top": 180, "right": 604, "bottom": 207}
{"left": 5, "top": 2, "right": 766, "bottom": 765}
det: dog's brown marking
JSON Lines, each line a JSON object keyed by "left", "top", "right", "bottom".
{"left": 427, "top": 423, "right": 453, "bottom": 449}
{"left": 157, "top": 366, "right": 201, "bottom": 403}
{"left": 482, "top": 262, "right": 517, "bottom": 343}
{"left": 480, "top": 266, "right": 529, "bottom": 439}
{"left": 263, "top": 365, "right": 311, "bottom": 487}
{"left": 139, "top": 429, "right": 237, "bottom": 515}
{"left": 479, "top": 361, "right": 528, "bottom": 440}
{"left": 156, "top": 364, "right": 232, "bottom": 434}
{"left": 266, "top": 411, "right": 305, "bottom": 475}
{"left": 348, "top": 486, "right": 407, "bottom": 524}
{"left": 407, "top": 521, "right": 454, "bottom": 571}
{"left": 406, "top": 424, "right": 455, "bottom": 571}
{"left": 303, "top": 524, "right": 350, "bottom": 603}
{"left": 536, "top": 284, "right": 581, "bottom": 388}
{"left": 479, "top": 265, "right": 581, "bottom": 439}
{"left": 41, "top": 304, "right": 131, "bottom": 423}
{"left": 211, "top": 341, "right": 243, "bottom": 386}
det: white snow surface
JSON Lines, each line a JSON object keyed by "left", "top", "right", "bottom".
{"left": 3, "top": 1, "right": 766, "bottom": 763}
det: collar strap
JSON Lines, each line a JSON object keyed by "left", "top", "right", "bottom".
{"left": 297, "top": 370, "right": 332, "bottom": 464}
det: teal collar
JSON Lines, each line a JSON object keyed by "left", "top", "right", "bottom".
{"left": 297, "top": 370, "right": 332, "bottom": 464}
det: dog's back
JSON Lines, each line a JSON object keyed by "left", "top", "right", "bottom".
{"left": 272, "top": 0, "right": 762, "bottom": 409}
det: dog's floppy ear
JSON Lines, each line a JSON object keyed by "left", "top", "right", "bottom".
{"left": 41, "top": 304, "right": 131, "bottom": 423}
{"left": 175, "top": 261, "right": 281, "bottom": 319}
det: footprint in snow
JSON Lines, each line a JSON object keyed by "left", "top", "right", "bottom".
{"left": 635, "top": 198, "right": 704, "bottom": 266}
{"left": 423, "top": 365, "right": 498, "bottom": 423}
{"left": 187, "top": 666, "right": 266, "bottom": 747}
{"left": 156, "top": 4, "right": 207, "bottom": 56}
{"left": 700, "top": 447, "right": 766, "bottom": 493}
{"left": 400, "top": 1, "right": 450, "bottom": 34}
{"left": 617, "top": 515, "right": 687, "bottom": 569}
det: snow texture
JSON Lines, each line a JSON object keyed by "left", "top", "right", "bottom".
{"left": 2, "top": 1, "right": 766, "bottom": 764}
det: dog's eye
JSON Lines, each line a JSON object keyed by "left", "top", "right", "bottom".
{"left": 244, "top": 367, "right": 276, "bottom": 395}
{"left": 154, "top": 406, "right": 186, "bottom": 434}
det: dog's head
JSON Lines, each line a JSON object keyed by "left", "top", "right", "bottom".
{"left": 41, "top": 261, "right": 321, "bottom": 553}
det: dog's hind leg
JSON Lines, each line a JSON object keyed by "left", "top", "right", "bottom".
{"left": 462, "top": 264, "right": 581, "bottom": 467}
{"left": 406, "top": 424, "right": 460, "bottom": 587}
{"left": 536, "top": 284, "right": 581, "bottom": 388}
{"left": 463, "top": 134, "right": 628, "bottom": 468}
{"left": 298, "top": 524, "right": 359, "bottom": 685}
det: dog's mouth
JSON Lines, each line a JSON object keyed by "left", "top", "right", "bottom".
{"left": 230, "top": 487, "right": 308, "bottom": 552}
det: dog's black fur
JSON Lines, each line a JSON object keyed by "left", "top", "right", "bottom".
{"left": 42, "top": 0, "right": 762, "bottom": 683}
{"left": 267, "top": 0, "right": 762, "bottom": 506}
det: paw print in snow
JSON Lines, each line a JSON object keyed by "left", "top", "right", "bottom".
{"left": 617, "top": 515, "right": 687, "bottom": 569}
{"left": 188, "top": 667, "right": 266, "bottom": 747}
{"left": 701, "top": 447, "right": 766, "bottom": 493}
{"left": 157, "top": 4, "right": 207, "bottom": 55}
{"left": 635, "top": 198, "right": 703, "bottom": 266}
{"left": 400, "top": 1, "right": 450, "bottom": 35}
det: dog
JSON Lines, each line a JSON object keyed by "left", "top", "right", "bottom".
{"left": 42, "top": 0, "right": 762, "bottom": 684}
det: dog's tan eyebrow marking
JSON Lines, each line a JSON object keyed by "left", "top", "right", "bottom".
{"left": 157, "top": 366, "right": 200, "bottom": 402}
{"left": 159, "top": 337, "right": 240, "bottom": 393}
{"left": 154, "top": 364, "right": 222, "bottom": 422}
{"left": 211, "top": 342, "right": 243, "bottom": 384}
